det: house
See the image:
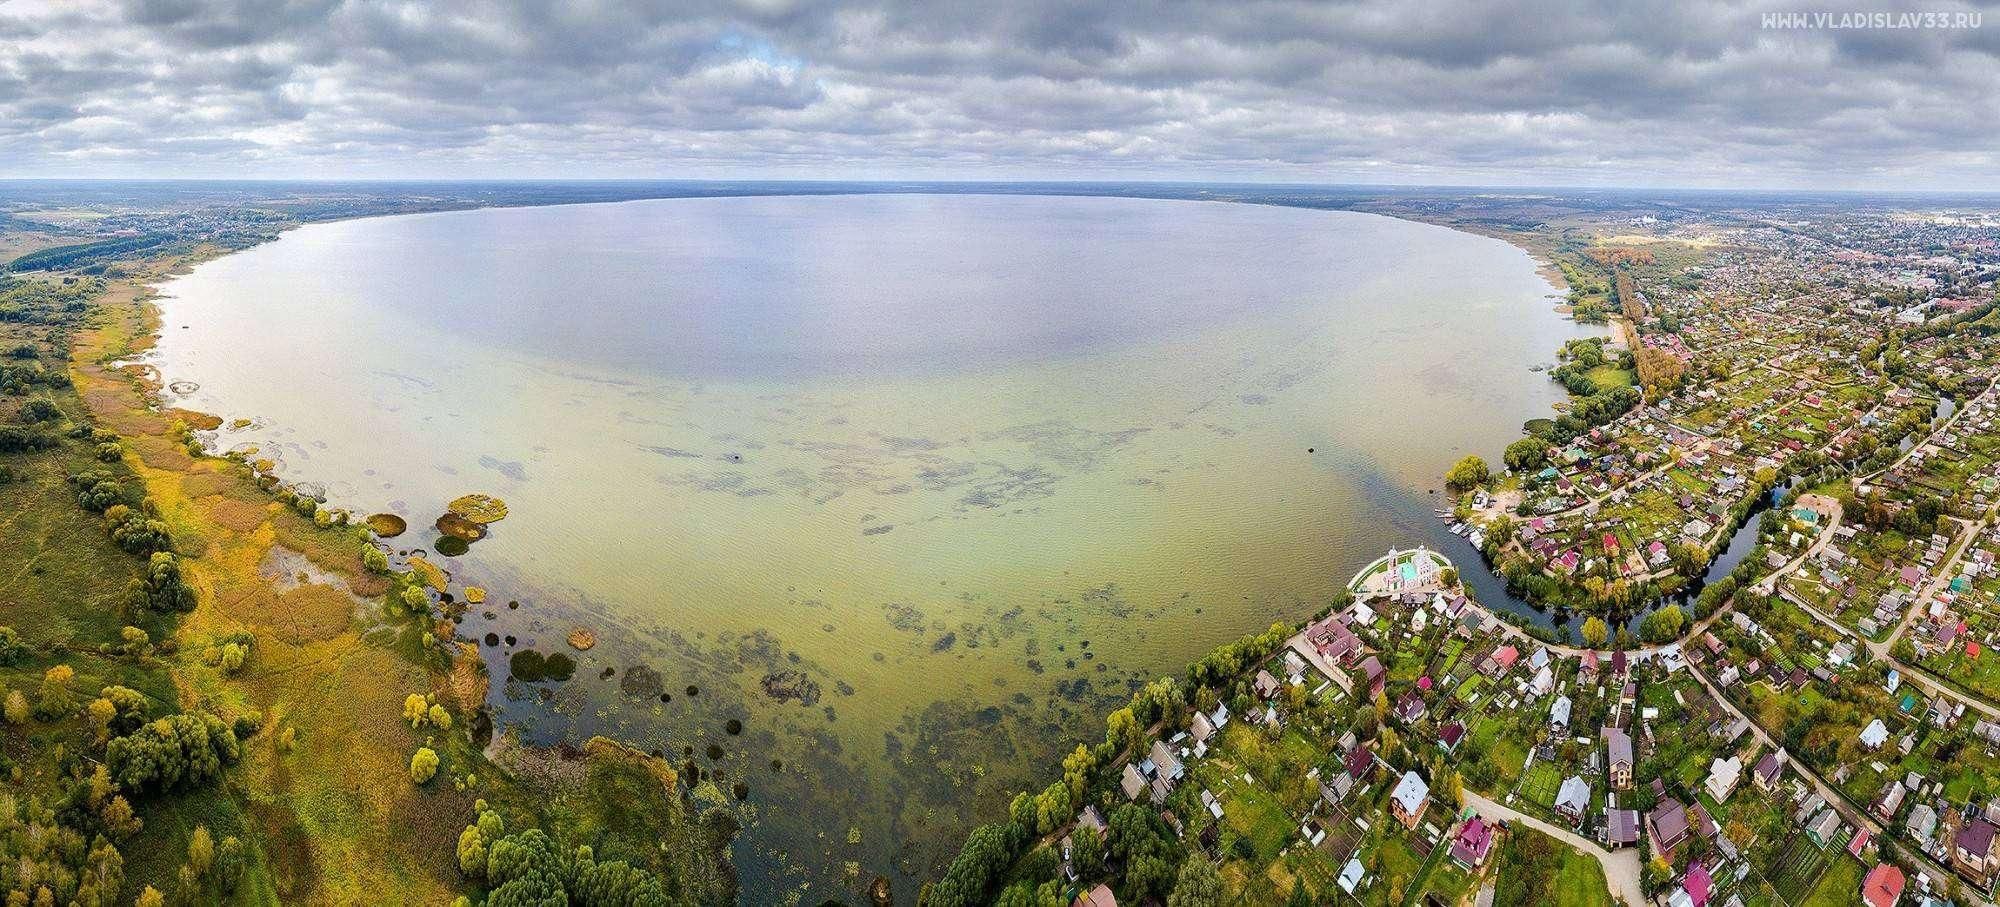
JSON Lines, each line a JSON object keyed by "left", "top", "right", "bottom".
{"left": 1396, "top": 692, "right": 1428, "bottom": 725}
{"left": 1806, "top": 809, "right": 1843, "bottom": 848}
{"left": 1150, "top": 740, "right": 1183, "bottom": 783}
{"left": 1190, "top": 711, "right": 1217, "bottom": 744}
{"left": 1530, "top": 665, "right": 1554, "bottom": 696}
{"left": 1604, "top": 726, "right": 1634, "bottom": 790}
{"left": 1863, "top": 863, "right": 1905, "bottom": 907}
{"left": 1451, "top": 817, "right": 1495, "bottom": 868}
{"left": 1121, "top": 763, "right": 1146, "bottom": 801}
{"left": 1359, "top": 656, "right": 1387, "bottom": 695}
{"left": 1907, "top": 804, "right": 1939, "bottom": 845}
{"left": 1253, "top": 670, "right": 1281, "bottom": 699}
{"left": 1346, "top": 744, "right": 1376, "bottom": 780}
{"left": 1391, "top": 771, "right": 1430, "bottom": 829}
{"left": 1439, "top": 721, "right": 1466, "bottom": 753}
{"left": 1551, "top": 695, "right": 1573, "bottom": 731}
{"left": 1605, "top": 808, "right": 1640, "bottom": 848}
{"left": 1073, "top": 883, "right": 1118, "bottom": 907}
{"left": 1485, "top": 645, "right": 1520, "bottom": 676}
{"left": 1753, "top": 750, "right": 1787, "bottom": 791}
{"left": 1953, "top": 817, "right": 1998, "bottom": 884}
{"left": 1862, "top": 719, "right": 1890, "bottom": 751}
{"left": 1874, "top": 782, "right": 1906, "bottom": 821}
{"left": 1671, "top": 863, "right": 1714, "bottom": 907}
{"left": 1555, "top": 776, "right": 1591, "bottom": 823}
{"left": 1338, "top": 858, "right": 1366, "bottom": 895}
{"left": 1320, "top": 771, "right": 1355, "bottom": 806}
{"left": 1705, "top": 756, "right": 1742, "bottom": 803}
{"left": 1650, "top": 799, "right": 1691, "bottom": 853}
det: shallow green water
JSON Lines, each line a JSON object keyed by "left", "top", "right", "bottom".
{"left": 151, "top": 193, "right": 1595, "bottom": 902}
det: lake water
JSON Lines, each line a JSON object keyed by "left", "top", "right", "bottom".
{"left": 151, "top": 192, "right": 1597, "bottom": 902}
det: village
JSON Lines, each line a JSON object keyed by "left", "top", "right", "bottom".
{"left": 943, "top": 205, "right": 2000, "bottom": 907}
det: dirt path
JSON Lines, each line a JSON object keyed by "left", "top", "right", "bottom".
{"left": 1460, "top": 790, "right": 1645, "bottom": 907}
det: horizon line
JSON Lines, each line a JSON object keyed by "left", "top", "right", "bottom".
{"left": 7, "top": 176, "right": 2000, "bottom": 198}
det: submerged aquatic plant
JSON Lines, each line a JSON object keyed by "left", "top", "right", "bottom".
{"left": 446, "top": 493, "right": 508, "bottom": 524}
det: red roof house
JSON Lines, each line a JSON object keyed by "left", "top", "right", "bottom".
{"left": 1862, "top": 863, "right": 1904, "bottom": 907}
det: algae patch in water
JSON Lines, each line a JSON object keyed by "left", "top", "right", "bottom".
{"left": 433, "top": 536, "right": 470, "bottom": 557}
{"left": 435, "top": 512, "right": 488, "bottom": 541}
{"left": 508, "top": 649, "right": 576, "bottom": 683}
{"left": 447, "top": 493, "right": 509, "bottom": 523}
{"left": 365, "top": 513, "right": 407, "bottom": 537}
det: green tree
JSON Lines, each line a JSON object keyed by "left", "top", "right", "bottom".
{"left": 0, "top": 626, "right": 26, "bottom": 665}
{"left": 1504, "top": 437, "right": 1548, "bottom": 472}
{"left": 106, "top": 711, "right": 241, "bottom": 793}
{"left": 188, "top": 825, "right": 215, "bottom": 876}
{"left": 1167, "top": 856, "right": 1222, "bottom": 907}
{"left": 1640, "top": 604, "right": 1687, "bottom": 643}
{"left": 36, "top": 664, "right": 76, "bottom": 720}
{"left": 1071, "top": 825, "right": 1104, "bottom": 880}
{"left": 411, "top": 747, "right": 440, "bottom": 784}
{"left": 101, "top": 795, "right": 143, "bottom": 839}
{"left": 458, "top": 826, "right": 488, "bottom": 876}
{"left": 216, "top": 836, "right": 245, "bottom": 893}
{"left": 133, "top": 552, "right": 197, "bottom": 612}
{"left": 2, "top": 688, "right": 26, "bottom": 725}
{"left": 1446, "top": 455, "right": 1492, "bottom": 490}
{"left": 1009, "top": 792, "right": 1037, "bottom": 828}
{"left": 1582, "top": 616, "right": 1609, "bottom": 648}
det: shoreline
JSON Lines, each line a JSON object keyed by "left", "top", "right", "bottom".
{"left": 119, "top": 189, "right": 1600, "bottom": 901}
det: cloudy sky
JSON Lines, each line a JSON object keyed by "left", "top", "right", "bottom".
{"left": 2, "top": 0, "right": 1998, "bottom": 188}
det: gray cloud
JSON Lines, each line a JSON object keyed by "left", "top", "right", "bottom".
{"left": 0, "top": 0, "right": 1996, "bottom": 187}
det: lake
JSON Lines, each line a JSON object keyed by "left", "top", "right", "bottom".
{"left": 150, "top": 192, "right": 1598, "bottom": 902}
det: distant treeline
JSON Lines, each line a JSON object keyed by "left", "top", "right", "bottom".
{"left": 5, "top": 234, "right": 173, "bottom": 272}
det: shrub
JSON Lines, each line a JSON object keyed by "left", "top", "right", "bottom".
{"left": 362, "top": 544, "right": 391, "bottom": 573}
{"left": 458, "top": 826, "right": 488, "bottom": 876}
{"left": 0, "top": 626, "right": 25, "bottom": 666}
{"left": 411, "top": 747, "right": 440, "bottom": 784}
{"left": 18, "top": 395, "right": 61, "bottom": 423}
{"left": 132, "top": 552, "right": 197, "bottom": 612}
{"left": 3, "top": 689, "right": 28, "bottom": 725}
{"left": 189, "top": 825, "right": 215, "bottom": 876}
{"left": 105, "top": 712, "right": 241, "bottom": 794}
{"left": 36, "top": 664, "right": 76, "bottom": 720}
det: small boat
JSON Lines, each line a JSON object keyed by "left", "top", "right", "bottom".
{"left": 1434, "top": 509, "right": 1453, "bottom": 518}
{"left": 1468, "top": 531, "right": 1486, "bottom": 547}
{"left": 1449, "top": 523, "right": 1468, "bottom": 536}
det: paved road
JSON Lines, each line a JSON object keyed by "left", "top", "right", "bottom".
{"left": 1461, "top": 790, "right": 1646, "bottom": 907}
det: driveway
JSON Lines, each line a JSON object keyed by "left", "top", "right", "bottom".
{"left": 1460, "top": 790, "right": 1646, "bottom": 907}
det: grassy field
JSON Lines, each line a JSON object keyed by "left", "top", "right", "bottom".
{"left": 1491, "top": 827, "right": 1612, "bottom": 907}
{"left": 1, "top": 257, "right": 735, "bottom": 905}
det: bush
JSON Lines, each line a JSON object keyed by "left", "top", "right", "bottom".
{"left": 36, "top": 664, "right": 76, "bottom": 720}
{"left": 132, "top": 552, "right": 197, "bottom": 612}
{"left": 458, "top": 826, "right": 488, "bottom": 876}
{"left": 362, "top": 544, "right": 391, "bottom": 573}
{"left": 17, "top": 395, "right": 61, "bottom": 423}
{"left": 0, "top": 626, "right": 25, "bottom": 666}
{"left": 106, "top": 711, "right": 241, "bottom": 794}
{"left": 411, "top": 747, "right": 440, "bottom": 784}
